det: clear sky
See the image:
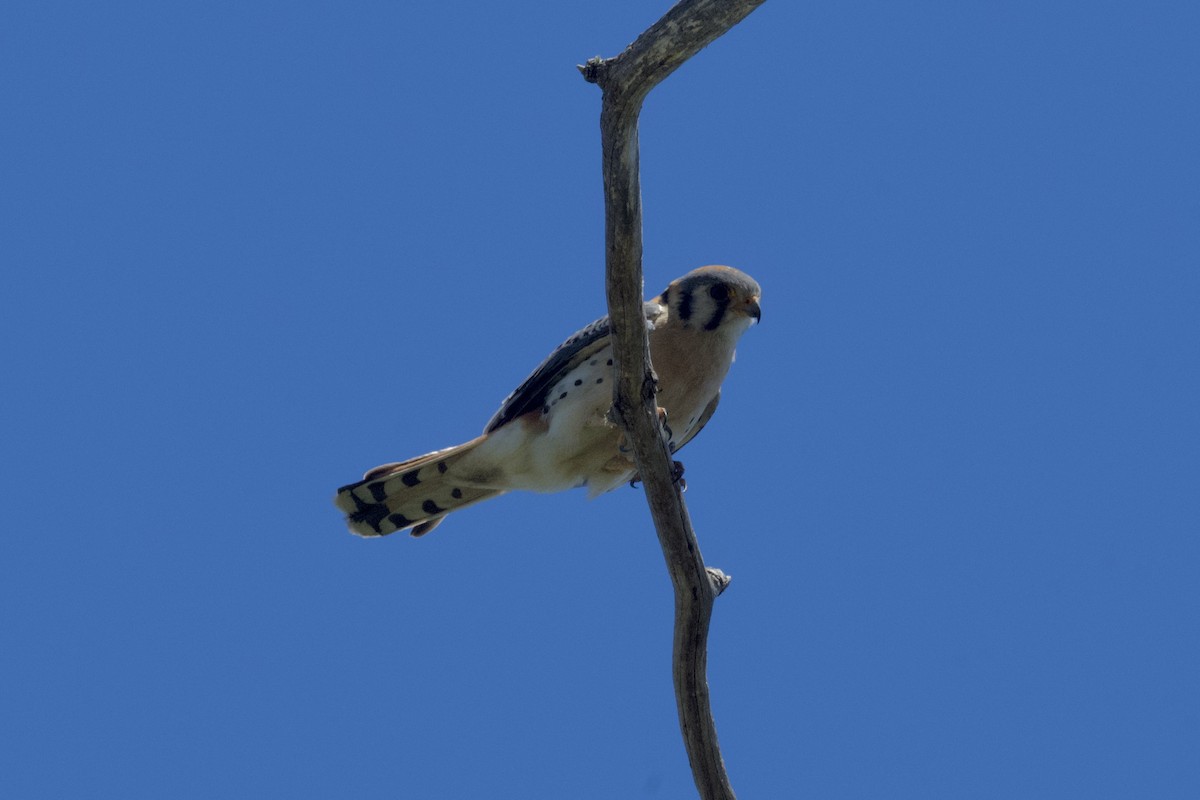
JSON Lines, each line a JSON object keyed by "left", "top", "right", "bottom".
{"left": 3, "top": 1, "right": 1198, "bottom": 798}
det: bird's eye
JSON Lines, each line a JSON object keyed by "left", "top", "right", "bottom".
{"left": 709, "top": 284, "right": 730, "bottom": 302}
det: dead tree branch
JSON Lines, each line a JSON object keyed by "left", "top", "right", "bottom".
{"left": 578, "top": 2, "right": 766, "bottom": 798}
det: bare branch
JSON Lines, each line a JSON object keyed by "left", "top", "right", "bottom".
{"left": 580, "top": 2, "right": 766, "bottom": 798}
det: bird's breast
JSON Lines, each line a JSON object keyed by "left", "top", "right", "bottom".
{"left": 650, "top": 327, "right": 736, "bottom": 433}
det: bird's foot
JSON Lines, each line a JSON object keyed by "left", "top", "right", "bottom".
{"left": 628, "top": 460, "right": 686, "bottom": 491}
{"left": 672, "top": 460, "right": 687, "bottom": 492}
{"left": 615, "top": 407, "right": 673, "bottom": 454}
{"left": 657, "top": 406, "right": 675, "bottom": 452}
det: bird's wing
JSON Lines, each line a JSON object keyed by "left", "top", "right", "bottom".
{"left": 674, "top": 391, "right": 720, "bottom": 452}
{"left": 484, "top": 301, "right": 665, "bottom": 433}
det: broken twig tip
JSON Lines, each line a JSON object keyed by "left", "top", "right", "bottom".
{"left": 706, "top": 568, "right": 732, "bottom": 596}
{"left": 578, "top": 56, "right": 607, "bottom": 84}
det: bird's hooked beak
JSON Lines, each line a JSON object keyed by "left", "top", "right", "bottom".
{"left": 744, "top": 295, "right": 762, "bottom": 324}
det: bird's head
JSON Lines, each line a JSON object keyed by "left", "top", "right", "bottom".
{"left": 657, "top": 265, "right": 762, "bottom": 335}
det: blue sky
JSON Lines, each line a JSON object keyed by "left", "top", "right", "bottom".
{"left": 3, "top": 1, "right": 1198, "bottom": 797}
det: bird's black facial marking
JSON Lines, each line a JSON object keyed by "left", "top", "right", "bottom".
{"left": 704, "top": 282, "right": 732, "bottom": 331}
{"left": 666, "top": 267, "right": 761, "bottom": 332}
{"left": 678, "top": 287, "right": 693, "bottom": 322}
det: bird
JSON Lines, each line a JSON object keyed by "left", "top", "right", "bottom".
{"left": 334, "top": 265, "right": 761, "bottom": 537}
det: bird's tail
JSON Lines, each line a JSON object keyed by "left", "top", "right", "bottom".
{"left": 334, "top": 436, "right": 503, "bottom": 537}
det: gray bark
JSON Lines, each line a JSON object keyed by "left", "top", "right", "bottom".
{"left": 579, "top": 2, "right": 767, "bottom": 798}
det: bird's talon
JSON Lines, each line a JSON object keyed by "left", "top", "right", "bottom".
{"left": 655, "top": 406, "right": 675, "bottom": 450}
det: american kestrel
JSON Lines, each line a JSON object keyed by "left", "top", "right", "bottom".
{"left": 334, "top": 265, "right": 762, "bottom": 537}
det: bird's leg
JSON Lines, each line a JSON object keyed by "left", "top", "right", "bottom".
{"left": 660, "top": 408, "right": 686, "bottom": 489}
{"left": 628, "top": 409, "right": 685, "bottom": 489}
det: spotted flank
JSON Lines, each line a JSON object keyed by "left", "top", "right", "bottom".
{"left": 334, "top": 437, "right": 502, "bottom": 537}
{"left": 484, "top": 300, "right": 665, "bottom": 433}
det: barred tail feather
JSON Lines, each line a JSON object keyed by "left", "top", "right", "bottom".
{"left": 334, "top": 436, "right": 503, "bottom": 537}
